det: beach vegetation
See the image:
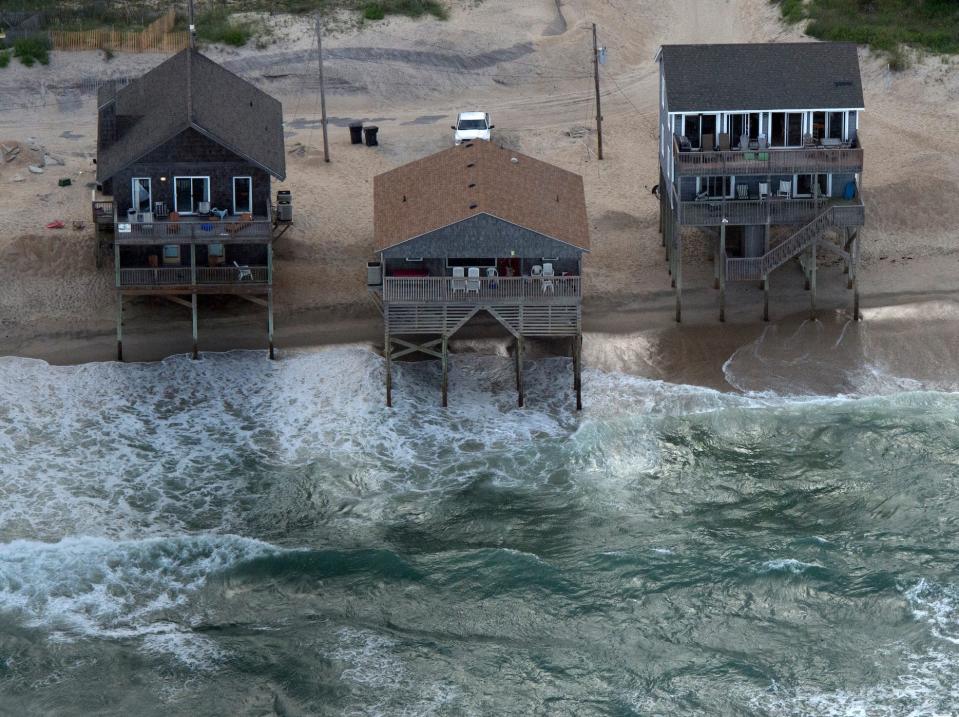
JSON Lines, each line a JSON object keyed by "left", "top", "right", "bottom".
{"left": 776, "top": 0, "right": 959, "bottom": 65}
{"left": 0, "top": 50, "right": 9, "bottom": 69}
{"left": 361, "top": 0, "right": 448, "bottom": 20}
{"left": 195, "top": 8, "right": 254, "bottom": 47}
{"left": 13, "top": 36, "right": 51, "bottom": 67}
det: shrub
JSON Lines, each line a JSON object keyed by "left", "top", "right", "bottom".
{"left": 196, "top": 8, "right": 253, "bottom": 47}
{"left": 13, "top": 36, "right": 51, "bottom": 67}
{"left": 362, "top": 0, "right": 447, "bottom": 20}
{"left": 0, "top": 50, "right": 9, "bottom": 69}
{"left": 363, "top": 3, "right": 386, "bottom": 19}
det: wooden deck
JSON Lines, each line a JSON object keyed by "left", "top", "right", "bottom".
{"left": 382, "top": 276, "right": 580, "bottom": 305}
{"left": 118, "top": 266, "right": 269, "bottom": 288}
{"left": 677, "top": 196, "right": 865, "bottom": 227}
{"left": 115, "top": 215, "right": 274, "bottom": 244}
{"left": 673, "top": 137, "right": 863, "bottom": 177}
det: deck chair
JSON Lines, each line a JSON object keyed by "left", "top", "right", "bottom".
{"left": 233, "top": 260, "right": 252, "bottom": 281}
{"left": 758, "top": 182, "right": 770, "bottom": 200}
{"left": 485, "top": 266, "right": 498, "bottom": 289}
{"left": 451, "top": 266, "right": 467, "bottom": 293}
{"left": 777, "top": 180, "right": 792, "bottom": 198}
{"left": 736, "top": 184, "right": 749, "bottom": 200}
{"left": 718, "top": 133, "right": 730, "bottom": 151}
{"left": 541, "top": 262, "right": 555, "bottom": 294}
{"left": 466, "top": 267, "right": 481, "bottom": 293}
{"left": 702, "top": 133, "right": 715, "bottom": 151}
{"left": 140, "top": 211, "right": 154, "bottom": 234}
{"left": 531, "top": 264, "right": 543, "bottom": 276}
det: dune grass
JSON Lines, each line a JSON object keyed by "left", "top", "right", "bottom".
{"left": 777, "top": 0, "right": 959, "bottom": 66}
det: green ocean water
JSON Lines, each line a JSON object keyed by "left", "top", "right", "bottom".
{"left": 0, "top": 347, "right": 957, "bottom": 715}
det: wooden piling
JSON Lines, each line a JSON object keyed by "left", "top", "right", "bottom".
{"left": 674, "top": 228, "right": 682, "bottom": 323}
{"left": 267, "top": 290, "right": 275, "bottom": 360}
{"left": 441, "top": 336, "right": 448, "bottom": 408}
{"left": 573, "top": 334, "right": 582, "bottom": 411}
{"left": 385, "top": 331, "right": 393, "bottom": 408}
{"left": 852, "top": 230, "right": 861, "bottom": 321}
{"left": 718, "top": 223, "right": 726, "bottom": 322}
{"left": 516, "top": 336, "right": 525, "bottom": 408}
{"left": 809, "top": 239, "right": 817, "bottom": 320}
{"left": 116, "top": 294, "right": 123, "bottom": 362}
{"left": 191, "top": 293, "right": 198, "bottom": 359}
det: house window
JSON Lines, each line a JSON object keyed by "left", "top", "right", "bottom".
{"left": 793, "top": 174, "right": 829, "bottom": 197}
{"left": 233, "top": 176, "right": 252, "bottom": 215}
{"left": 132, "top": 177, "right": 151, "bottom": 213}
{"left": 682, "top": 113, "right": 718, "bottom": 150}
{"left": 728, "top": 113, "right": 761, "bottom": 148}
{"left": 173, "top": 176, "right": 210, "bottom": 214}
{"left": 700, "top": 176, "right": 733, "bottom": 198}
{"left": 770, "top": 112, "right": 803, "bottom": 147}
{"left": 827, "top": 111, "right": 845, "bottom": 140}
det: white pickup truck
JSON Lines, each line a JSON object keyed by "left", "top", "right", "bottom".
{"left": 452, "top": 112, "right": 494, "bottom": 145}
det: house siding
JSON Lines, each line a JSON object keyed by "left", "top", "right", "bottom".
{"left": 380, "top": 213, "right": 586, "bottom": 261}
{"left": 110, "top": 127, "right": 272, "bottom": 216}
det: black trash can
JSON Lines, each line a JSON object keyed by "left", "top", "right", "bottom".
{"left": 363, "top": 125, "right": 379, "bottom": 147}
{"left": 349, "top": 122, "right": 363, "bottom": 145}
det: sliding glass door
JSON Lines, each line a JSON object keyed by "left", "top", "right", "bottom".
{"left": 131, "top": 177, "right": 152, "bottom": 213}
{"left": 233, "top": 177, "right": 252, "bottom": 215}
{"left": 173, "top": 176, "right": 210, "bottom": 215}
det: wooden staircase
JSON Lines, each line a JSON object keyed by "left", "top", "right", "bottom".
{"left": 725, "top": 205, "right": 839, "bottom": 283}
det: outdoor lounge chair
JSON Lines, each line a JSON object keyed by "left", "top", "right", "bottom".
{"left": 466, "top": 267, "right": 481, "bottom": 294}
{"left": 451, "top": 266, "right": 467, "bottom": 292}
{"left": 702, "top": 133, "right": 715, "bottom": 151}
{"left": 234, "top": 260, "right": 252, "bottom": 281}
{"left": 736, "top": 184, "right": 749, "bottom": 200}
{"left": 777, "top": 180, "right": 792, "bottom": 198}
{"left": 541, "top": 263, "right": 555, "bottom": 294}
{"left": 718, "top": 133, "right": 730, "bottom": 151}
{"left": 758, "top": 182, "right": 770, "bottom": 200}
{"left": 485, "top": 266, "right": 498, "bottom": 289}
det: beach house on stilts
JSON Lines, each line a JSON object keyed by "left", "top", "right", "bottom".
{"left": 656, "top": 43, "right": 865, "bottom": 322}
{"left": 92, "top": 48, "right": 290, "bottom": 360}
{"left": 368, "top": 141, "right": 589, "bottom": 408}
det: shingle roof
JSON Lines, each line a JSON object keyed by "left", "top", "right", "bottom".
{"left": 97, "top": 48, "right": 285, "bottom": 182}
{"left": 660, "top": 43, "right": 864, "bottom": 112}
{"left": 374, "top": 142, "right": 590, "bottom": 252}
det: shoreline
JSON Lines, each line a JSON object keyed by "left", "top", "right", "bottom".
{"left": 4, "top": 264, "right": 958, "bottom": 394}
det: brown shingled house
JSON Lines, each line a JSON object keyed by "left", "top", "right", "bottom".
{"left": 368, "top": 141, "right": 589, "bottom": 409}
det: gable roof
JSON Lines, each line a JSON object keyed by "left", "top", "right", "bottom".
{"left": 374, "top": 142, "right": 590, "bottom": 252}
{"left": 97, "top": 48, "right": 285, "bottom": 182}
{"left": 660, "top": 43, "right": 864, "bottom": 112}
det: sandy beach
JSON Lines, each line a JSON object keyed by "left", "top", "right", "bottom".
{"left": 1, "top": 0, "right": 957, "bottom": 388}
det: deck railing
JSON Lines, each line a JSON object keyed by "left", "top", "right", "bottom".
{"left": 115, "top": 214, "right": 273, "bottom": 242}
{"left": 118, "top": 266, "right": 269, "bottom": 287}
{"left": 383, "top": 276, "right": 581, "bottom": 304}
{"left": 672, "top": 136, "right": 863, "bottom": 177}
{"left": 92, "top": 200, "right": 115, "bottom": 225}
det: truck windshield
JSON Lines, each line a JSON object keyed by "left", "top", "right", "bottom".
{"left": 458, "top": 119, "right": 487, "bottom": 130}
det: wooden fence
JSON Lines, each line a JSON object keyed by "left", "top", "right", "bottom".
{"left": 50, "top": 9, "right": 188, "bottom": 53}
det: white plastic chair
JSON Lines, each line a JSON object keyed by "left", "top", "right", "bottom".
{"left": 758, "top": 182, "right": 770, "bottom": 200}
{"left": 777, "top": 180, "right": 791, "bottom": 198}
{"left": 542, "top": 262, "right": 555, "bottom": 278}
{"left": 451, "top": 266, "right": 466, "bottom": 292}
{"left": 531, "top": 264, "right": 543, "bottom": 276}
{"left": 234, "top": 260, "right": 252, "bottom": 281}
{"left": 485, "top": 266, "right": 498, "bottom": 289}
{"left": 466, "top": 267, "right": 480, "bottom": 294}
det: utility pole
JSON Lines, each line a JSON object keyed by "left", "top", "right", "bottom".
{"left": 315, "top": 15, "right": 330, "bottom": 163}
{"left": 592, "top": 23, "right": 604, "bottom": 160}
{"left": 188, "top": 0, "right": 196, "bottom": 49}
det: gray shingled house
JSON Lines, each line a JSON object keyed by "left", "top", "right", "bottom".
{"left": 656, "top": 43, "right": 866, "bottom": 322}
{"left": 93, "top": 47, "right": 288, "bottom": 360}
{"left": 369, "top": 141, "right": 589, "bottom": 409}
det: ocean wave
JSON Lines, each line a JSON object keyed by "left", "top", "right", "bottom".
{"left": 0, "top": 534, "right": 281, "bottom": 667}
{"left": 750, "top": 579, "right": 959, "bottom": 716}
